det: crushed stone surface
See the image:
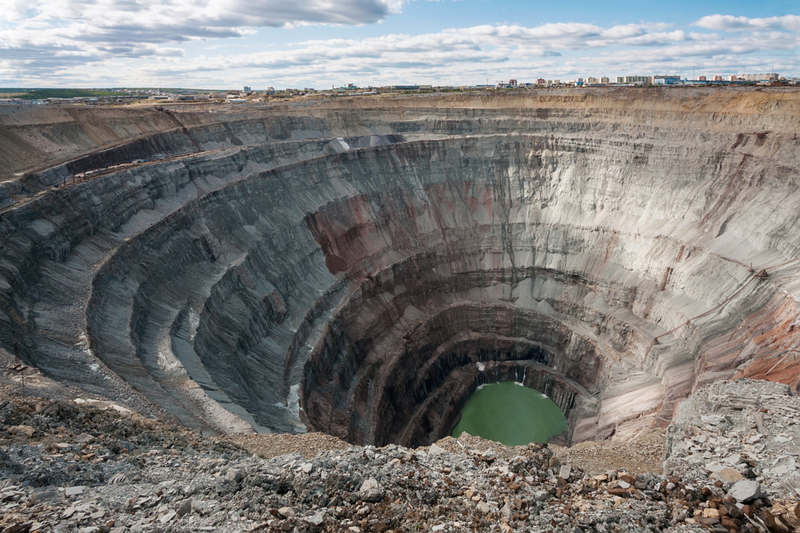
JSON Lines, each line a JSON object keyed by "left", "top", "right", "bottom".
{"left": 0, "top": 375, "right": 799, "bottom": 533}
{"left": 224, "top": 432, "right": 350, "bottom": 460}
{"left": 550, "top": 428, "right": 667, "bottom": 476}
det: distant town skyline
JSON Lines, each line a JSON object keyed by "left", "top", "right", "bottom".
{"left": 0, "top": 0, "right": 797, "bottom": 89}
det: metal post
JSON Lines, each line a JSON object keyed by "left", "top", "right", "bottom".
{"left": 15, "top": 341, "right": 24, "bottom": 397}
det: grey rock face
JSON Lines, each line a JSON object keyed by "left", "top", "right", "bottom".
{"left": 729, "top": 480, "right": 761, "bottom": 503}
{"left": 665, "top": 379, "right": 800, "bottom": 504}
{"left": 359, "top": 478, "right": 384, "bottom": 503}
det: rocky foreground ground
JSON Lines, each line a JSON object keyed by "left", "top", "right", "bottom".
{"left": 1, "top": 375, "right": 799, "bottom": 533}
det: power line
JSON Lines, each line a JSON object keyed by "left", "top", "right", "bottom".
{"left": 652, "top": 257, "right": 800, "bottom": 345}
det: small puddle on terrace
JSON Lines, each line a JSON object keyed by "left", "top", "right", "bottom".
{"left": 451, "top": 381, "right": 568, "bottom": 446}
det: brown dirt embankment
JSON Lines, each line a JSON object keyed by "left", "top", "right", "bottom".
{"left": 3, "top": 86, "right": 800, "bottom": 183}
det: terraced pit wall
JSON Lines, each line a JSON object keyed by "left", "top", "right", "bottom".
{"left": 1, "top": 88, "right": 799, "bottom": 446}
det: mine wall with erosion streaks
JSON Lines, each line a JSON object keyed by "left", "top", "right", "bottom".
{"left": 1, "top": 88, "right": 800, "bottom": 446}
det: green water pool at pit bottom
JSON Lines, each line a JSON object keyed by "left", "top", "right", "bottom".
{"left": 451, "top": 381, "right": 568, "bottom": 446}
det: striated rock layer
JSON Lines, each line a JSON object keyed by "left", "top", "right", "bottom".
{"left": 1, "top": 88, "right": 800, "bottom": 446}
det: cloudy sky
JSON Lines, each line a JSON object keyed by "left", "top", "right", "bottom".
{"left": 0, "top": 0, "right": 798, "bottom": 89}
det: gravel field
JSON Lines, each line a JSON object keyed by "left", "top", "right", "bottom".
{"left": 1, "top": 370, "right": 799, "bottom": 533}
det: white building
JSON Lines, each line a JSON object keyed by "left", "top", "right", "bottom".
{"left": 652, "top": 75, "right": 682, "bottom": 85}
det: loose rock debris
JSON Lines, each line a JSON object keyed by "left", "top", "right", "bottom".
{"left": 1, "top": 378, "right": 799, "bottom": 532}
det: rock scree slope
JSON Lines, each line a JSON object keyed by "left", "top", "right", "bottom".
{"left": 1, "top": 88, "right": 800, "bottom": 448}
{"left": 1, "top": 379, "right": 799, "bottom": 533}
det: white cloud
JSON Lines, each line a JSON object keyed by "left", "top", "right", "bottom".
{"left": 1, "top": 9, "right": 798, "bottom": 87}
{"left": 130, "top": 20, "right": 797, "bottom": 86}
{"left": 1, "top": 0, "right": 406, "bottom": 27}
{"left": 1, "top": 0, "right": 31, "bottom": 22}
{"left": 693, "top": 14, "right": 800, "bottom": 32}
{"left": 0, "top": 0, "right": 409, "bottom": 79}
{"left": 0, "top": 0, "right": 409, "bottom": 75}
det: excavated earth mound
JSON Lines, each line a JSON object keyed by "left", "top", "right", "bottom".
{"left": 2, "top": 88, "right": 800, "bottom": 449}
{"left": 1, "top": 380, "right": 799, "bottom": 533}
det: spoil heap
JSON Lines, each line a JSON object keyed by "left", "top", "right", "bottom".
{"left": 1, "top": 379, "right": 799, "bottom": 532}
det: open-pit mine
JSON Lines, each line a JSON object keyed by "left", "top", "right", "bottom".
{"left": 2, "top": 88, "right": 800, "bottom": 452}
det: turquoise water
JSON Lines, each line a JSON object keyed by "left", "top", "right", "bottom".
{"left": 451, "top": 382, "right": 568, "bottom": 446}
